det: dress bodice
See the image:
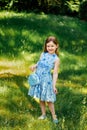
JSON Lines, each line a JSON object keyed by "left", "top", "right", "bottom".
{"left": 36, "top": 52, "right": 58, "bottom": 73}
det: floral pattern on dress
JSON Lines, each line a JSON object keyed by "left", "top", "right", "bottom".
{"left": 28, "top": 52, "right": 58, "bottom": 103}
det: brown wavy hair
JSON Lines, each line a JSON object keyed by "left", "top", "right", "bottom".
{"left": 43, "top": 36, "right": 59, "bottom": 55}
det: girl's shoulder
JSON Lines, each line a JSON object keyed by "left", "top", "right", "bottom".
{"left": 51, "top": 53, "right": 60, "bottom": 63}
{"left": 52, "top": 53, "right": 59, "bottom": 59}
{"left": 39, "top": 52, "right": 45, "bottom": 59}
{"left": 55, "top": 55, "right": 60, "bottom": 65}
{"left": 40, "top": 52, "right": 47, "bottom": 57}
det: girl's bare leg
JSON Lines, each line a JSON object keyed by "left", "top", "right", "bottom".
{"left": 47, "top": 102, "right": 57, "bottom": 119}
{"left": 40, "top": 100, "right": 46, "bottom": 115}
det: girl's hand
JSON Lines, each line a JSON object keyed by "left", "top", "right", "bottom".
{"left": 29, "top": 64, "right": 37, "bottom": 72}
{"left": 29, "top": 66, "right": 35, "bottom": 72}
{"left": 53, "top": 87, "right": 58, "bottom": 94}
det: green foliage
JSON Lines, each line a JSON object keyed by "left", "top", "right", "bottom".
{"left": 79, "top": 0, "right": 87, "bottom": 20}
{"left": 0, "top": 0, "right": 86, "bottom": 18}
{"left": 0, "top": 11, "right": 87, "bottom": 130}
{"left": 65, "top": 0, "right": 80, "bottom": 15}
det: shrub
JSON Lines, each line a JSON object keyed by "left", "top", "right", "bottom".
{"left": 64, "top": 0, "right": 80, "bottom": 16}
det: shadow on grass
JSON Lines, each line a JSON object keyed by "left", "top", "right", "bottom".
{"left": 0, "top": 12, "right": 87, "bottom": 57}
{"left": 14, "top": 75, "right": 40, "bottom": 114}
{"left": 0, "top": 75, "right": 40, "bottom": 128}
{"left": 56, "top": 86, "right": 87, "bottom": 129}
{"left": 11, "top": 75, "right": 39, "bottom": 114}
{"left": 59, "top": 64, "right": 87, "bottom": 90}
{"left": 60, "top": 65, "right": 87, "bottom": 79}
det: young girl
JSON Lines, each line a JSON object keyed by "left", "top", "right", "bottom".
{"left": 28, "top": 36, "right": 60, "bottom": 123}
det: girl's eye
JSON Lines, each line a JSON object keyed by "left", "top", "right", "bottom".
{"left": 47, "top": 45, "right": 54, "bottom": 47}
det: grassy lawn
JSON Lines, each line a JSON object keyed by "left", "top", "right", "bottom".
{"left": 0, "top": 11, "right": 87, "bottom": 130}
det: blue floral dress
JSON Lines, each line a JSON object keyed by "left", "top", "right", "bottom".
{"left": 28, "top": 52, "right": 58, "bottom": 103}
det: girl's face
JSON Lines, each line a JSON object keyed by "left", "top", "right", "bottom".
{"left": 46, "top": 41, "right": 58, "bottom": 54}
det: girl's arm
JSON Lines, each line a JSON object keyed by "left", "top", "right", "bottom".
{"left": 29, "top": 53, "right": 43, "bottom": 72}
{"left": 53, "top": 58, "right": 60, "bottom": 94}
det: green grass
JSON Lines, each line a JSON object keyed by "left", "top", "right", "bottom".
{"left": 0, "top": 11, "right": 87, "bottom": 130}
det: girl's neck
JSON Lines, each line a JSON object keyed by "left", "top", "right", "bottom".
{"left": 47, "top": 52, "right": 56, "bottom": 55}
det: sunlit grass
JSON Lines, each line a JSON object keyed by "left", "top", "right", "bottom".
{"left": 0, "top": 51, "right": 41, "bottom": 78}
{"left": 0, "top": 59, "right": 28, "bottom": 76}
